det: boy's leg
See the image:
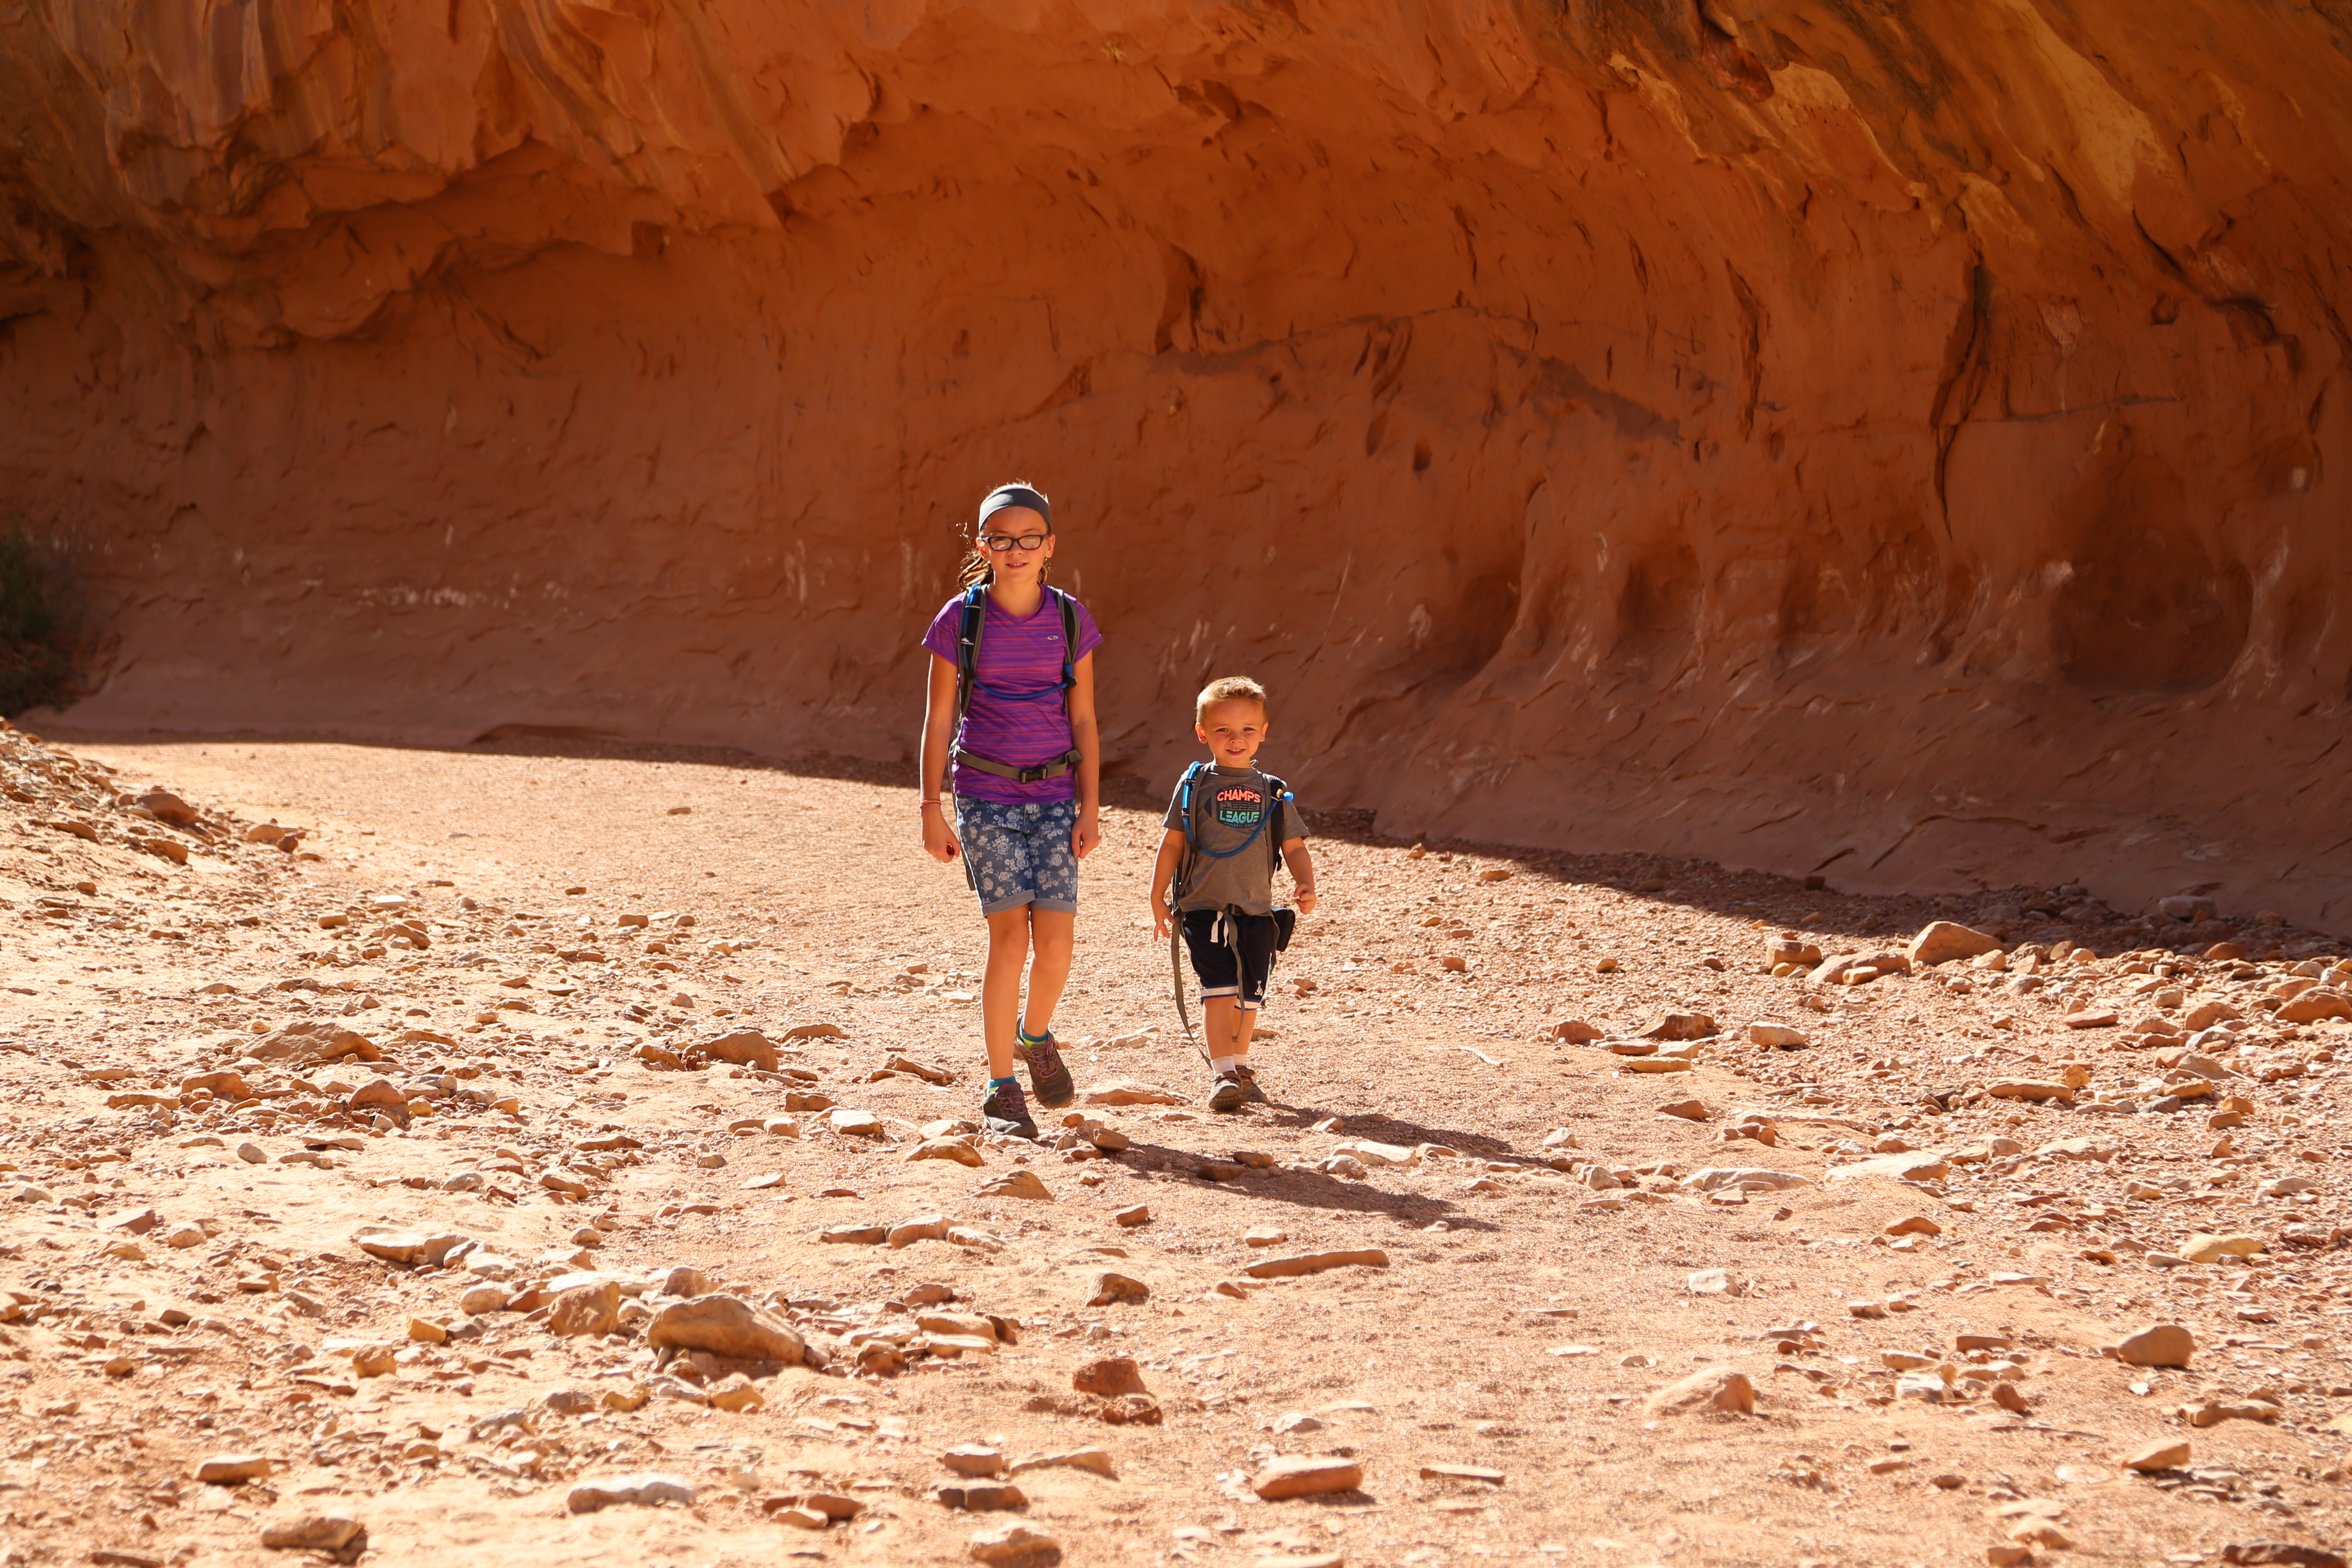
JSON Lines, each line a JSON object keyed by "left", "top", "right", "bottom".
{"left": 1180, "top": 910, "right": 1250, "bottom": 1110}
{"left": 1229, "top": 915, "right": 1278, "bottom": 1101}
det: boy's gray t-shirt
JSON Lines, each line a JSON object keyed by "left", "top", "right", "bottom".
{"left": 1164, "top": 765, "right": 1304, "bottom": 916}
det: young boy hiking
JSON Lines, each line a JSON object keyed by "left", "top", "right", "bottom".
{"left": 918, "top": 481, "right": 1102, "bottom": 1139}
{"left": 1150, "top": 677, "right": 1317, "bottom": 1112}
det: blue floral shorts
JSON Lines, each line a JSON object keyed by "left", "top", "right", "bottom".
{"left": 955, "top": 796, "right": 1080, "bottom": 917}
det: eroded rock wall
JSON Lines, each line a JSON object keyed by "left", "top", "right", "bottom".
{"left": 2, "top": 0, "right": 2349, "bottom": 928}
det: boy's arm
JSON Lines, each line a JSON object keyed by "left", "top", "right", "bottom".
{"left": 1281, "top": 838, "right": 1317, "bottom": 915}
{"left": 1148, "top": 827, "right": 1187, "bottom": 938}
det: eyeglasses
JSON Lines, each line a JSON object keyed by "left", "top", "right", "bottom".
{"left": 981, "top": 532, "right": 1050, "bottom": 552}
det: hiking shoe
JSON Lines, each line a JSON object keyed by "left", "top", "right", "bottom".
{"left": 981, "top": 1080, "right": 1038, "bottom": 1140}
{"left": 1015, "top": 1031, "right": 1075, "bottom": 1109}
{"left": 1208, "top": 1070, "right": 1247, "bottom": 1113}
{"left": 1234, "top": 1062, "right": 1268, "bottom": 1104}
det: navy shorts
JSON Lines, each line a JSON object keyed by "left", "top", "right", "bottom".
{"left": 955, "top": 796, "right": 1079, "bottom": 917}
{"left": 1180, "top": 908, "right": 1279, "bottom": 1012}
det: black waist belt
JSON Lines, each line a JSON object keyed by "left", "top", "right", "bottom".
{"left": 955, "top": 746, "right": 1081, "bottom": 784}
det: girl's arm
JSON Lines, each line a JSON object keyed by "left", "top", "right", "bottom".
{"left": 1281, "top": 839, "right": 1317, "bottom": 915}
{"left": 1148, "top": 827, "right": 1187, "bottom": 937}
{"left": 1067, "top": 649, "right": 1102, "bottom": 859}
{"left": 919, "top": 654, "right": 961, "bottom": 863}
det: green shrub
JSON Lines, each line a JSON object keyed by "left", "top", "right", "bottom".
{"left": 0, "top": 528, "right": 74, "bottom": 717}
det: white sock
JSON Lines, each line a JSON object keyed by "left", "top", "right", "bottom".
{"left": 1210, "top": 1055, "right": 1238, "bottom": 1074}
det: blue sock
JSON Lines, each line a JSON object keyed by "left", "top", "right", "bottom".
{"left": 1018, "top": 1024, "right": 1050, "bottom": 1046}
{"left": 987, "top": 1075, "right": 1019, "bottom": 1091}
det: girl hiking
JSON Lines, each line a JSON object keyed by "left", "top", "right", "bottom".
{"left": 918, "top": 482, "right": 1102, "bottom": 1139}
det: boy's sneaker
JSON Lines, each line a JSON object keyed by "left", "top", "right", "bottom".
{"left": 1015, "top": 1031, "right": 1075, "bottom": 1109}
{"left": 1234, "top": 1062, "right": 1268, "bottom": 1104}
{"left": 981, "top": 1080, "right": 1038, "bottom": 1140}
{"left": 1208, "top": 1070, "right": 1247, "bottom": 1113}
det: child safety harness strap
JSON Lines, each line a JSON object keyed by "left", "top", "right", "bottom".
{"left": 951, "top": 583, "right": 1083, "bottom": 783}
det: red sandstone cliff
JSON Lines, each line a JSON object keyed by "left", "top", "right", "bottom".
{"left": 2, "top": 0, "right": 2348, "bottom": 928}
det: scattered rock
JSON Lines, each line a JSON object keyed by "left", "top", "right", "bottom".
{"left": 548, "top": 1281, "right": 623, "bottom": 1337}
{"left": 1746, "top": 1023, "right": 1810, "bottom": 1048}
{"left": 567, "top": 1473, "right": 696, "bottom": 1513}
{"left": 1909, "top": 921, "right": 2001, "bottom": 967}
{"left": 1072, "top": 1357, "right": 1147, "bottom": 1396}
{"left": 1086, "top": 1271, "right": 1149, "bottom": 1306}
{"left": 1008, "top": 1447, "right": 1114, "bottom": 1478}
{"left": 2110, "top": 1324, "right": 2196, "bottom": 1368}
{"left": 906, "top": 1137, "right": 985, "bottom": 1167}
{"left": 1644, "top": 1367, "right": 1756, "bottom": 1416}
{"left": 937, "top": 1483, "right": 1028, "bottom": 1511}
{"left": 2218, "top": 1546, "right": 2349, "bottom": 1568}
{"left": 259, "top": 1515, "right": 364, "bottom": 1551}
{"left": 830, "top": 1108, "right": 887, "bottom": 1139}
{"left": 978, "top": 1170, "right": 1053, "bottom": 1201}
{"left": 944, "top": 1445, "right": 1008, "bottom": 1477}
{"left": 707, "top": 1374, "right": 765, "bottom": 1412}
{"left": 1081, "top": 1079, "right": 1187, "bottom": 1106}
{"left": 699, "top": 1028, "right": 780, "bottom": 1069}
{"left": 353, "top": 1228, "right": 470, "bottom": 1267}
{"left": 888, "top": 1213, "right": 953, "bottom": 1248}
{"left": 1825, "top": 1152, "right": 1950, "bottom": 1183}
{"left": 647, "top": 1295, "right": 807, "bottom": 1364}
{"left": 970, "top": 1523, "right": 1061, "bottom": 1562}
{"left": 1252, "top": 1455, "right": 1364, "bottom": 1500}
{"left": 1112, "top": 1205, "right": 1151, "bottom": 1227}
{"left": 1985, "top": 1079, "right": 2073, "bottom": 1102}
{"left": 196, "top": 1453, "right": 273, "bottom": 1484}
{"left": 2124, "top": 1439, "right": 2191, "bottom": 1472}
{"left": 2181, "top": 1233, "right": 2264, "bottom": 1264}
{"left": 1244, "top": 1249, "right": 1390, "bottom": 1279}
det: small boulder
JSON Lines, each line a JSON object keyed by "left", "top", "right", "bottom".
{"left": 1072, "top": 1357, "right": 1146, "bottom": 1396}
{"left": 698, "top": 1029, "right": 779, "bottom": 1070}
{"left": 970, "top": 1524, "right": 1060, "bottom": 1562}
{"left": 259, "top": 1514, "right": 364, "bottom": 1552}
{"left": 1251, "top": 1455, "right": 1363, "bottom": 1500}
{"left": 2110, "top": 1324, "right": 2196, "bottom": 1368}
{"left": 196, "top": 1453, "right": 273, "bottom": 1484}
{"left": 977, "top": 1170, "right": 1053, "bottom": 1201}
{"left": 1908, "top": 921, "right": 2001, "bottom": 967}
{"left": 548, "top": 1281, "right": 622, "bottom": 1337}
{"left": 647, "top": 1295, "right": 806, "bottom": 1364}
{"left": 566, "top": 1473, "right": 695, "bottom": 1514}
{"left": 2181, "top": 1233, "right": 2264, "bottom": 1264}
{"left": 1087, "top": 1271, "right": 1149, "bottom": 1307}
{"left": 2123, "top": 1439, "right": 2191, "bottom": 1472}
{"left": 1644, "top": 1367, "right": 1756, "bottom": 1416}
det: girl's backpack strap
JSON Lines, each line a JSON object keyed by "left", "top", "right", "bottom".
{"left": 952, "top": 584, "right": 989, "bottom": 723}
{"left": 1051, "top": 587, "right": 1079, "bottom": 691}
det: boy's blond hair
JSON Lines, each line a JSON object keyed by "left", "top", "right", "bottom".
{"left": 1195, "top": 675, "right": 1268, "bottom": 724}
